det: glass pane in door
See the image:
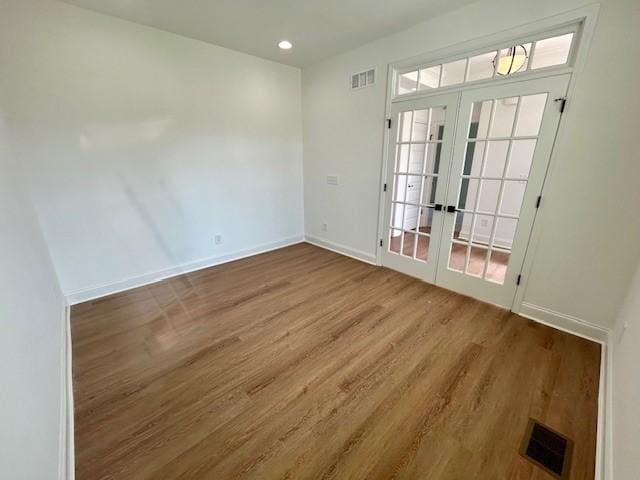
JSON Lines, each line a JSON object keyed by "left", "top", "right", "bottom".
{"left": 388, "top": 105, "right": 447, "bottom": 263}
{"left": 447, "top": 93, "right": 548, "bottom": 284}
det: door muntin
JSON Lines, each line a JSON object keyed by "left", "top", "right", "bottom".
{"left": 381, "top": 93, "right": 459, "bottom": 282}
{"left": 436, "top": 74, "right": 570, "bottom": 307}
{"left": 381, "top": 75, "right": 569, "bottom": 308}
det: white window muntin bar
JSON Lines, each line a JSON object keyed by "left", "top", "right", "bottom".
{"left": 394, "top": 22, "right": 581, "bottom": 97}
{"left": 395, "top": 22, "right": 580, "bottom": 77}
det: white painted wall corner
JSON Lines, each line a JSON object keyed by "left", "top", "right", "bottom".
{"left": 65, "top": 235, "right": 304, "bottom": 305}
{"left": 304, "top": 235, "right": 378, "bottom": 265}
{"left": 517, "top": 301, "right": 609, "bottom": 344}
{"left": 517, "top": 303, "right": 611, "bottom": 479}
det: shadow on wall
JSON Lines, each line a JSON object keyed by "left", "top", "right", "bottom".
{"left": 77, "top": 117, "right": 196, "bottom": 276}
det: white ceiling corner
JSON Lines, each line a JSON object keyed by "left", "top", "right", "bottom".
{"left": 60, "top": 0, "right": 478, "bottom": 67}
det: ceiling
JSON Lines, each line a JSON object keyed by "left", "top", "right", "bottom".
{"left": 61, "top": 0, "right": 477, "bottom": 67}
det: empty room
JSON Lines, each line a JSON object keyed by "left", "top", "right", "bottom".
{"left": 1, "top": 0, "right": 639, "bottom": 479}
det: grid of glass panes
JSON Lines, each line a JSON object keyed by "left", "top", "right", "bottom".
{"left": 447, "top": 93, "right": 548, "bottom": 284}
{"left": 397, "top": 32, "right": 574, "bottom": 95}
{"left": 388, "top": 106, "right": 446, "bottom": 262}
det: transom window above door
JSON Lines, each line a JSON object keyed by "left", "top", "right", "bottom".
{"left": 396, "top": 26, "right": 578, "bottom": 96}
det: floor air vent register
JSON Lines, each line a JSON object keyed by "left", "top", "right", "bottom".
{"left": 520, "top": 418, "right": 574, "bottom": 479}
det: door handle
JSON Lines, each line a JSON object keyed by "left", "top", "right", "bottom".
{"left": 426, "top": 204, "right": 443, "bottom": 211}
{"left": 446, "top": 205, "right": 457, "bottom": 213}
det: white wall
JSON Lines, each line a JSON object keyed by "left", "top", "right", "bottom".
{"left": 0, "top": 114, "right": 66, "bottom": 479}
{"left": 302, "top": 0, "right": 640, "bottom": 329}
{"left": 0, "top": 0, "right": 304, "bottom": 301}
{"left": 611, "top": 261, "right": 640, "bottom": 479}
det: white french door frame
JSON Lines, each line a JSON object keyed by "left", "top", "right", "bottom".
{"left": 380, "top": 92, "right": 460, "bottom": 283}
{"left": 375, "top": 5, "right": 600, "bottom": 311}
{"left": 435, "top": 74, "right": 570, "bottom": 307}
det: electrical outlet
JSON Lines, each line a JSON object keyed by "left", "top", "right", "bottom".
{"left": 322, "top": 222, "right": 328, "bottom": 232}
{"left": 214, "top": 234, "right": 222, "bottom": 245}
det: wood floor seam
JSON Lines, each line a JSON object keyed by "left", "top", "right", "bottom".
{"left": 71, "top": 243, "right": 600, "bottom": 480}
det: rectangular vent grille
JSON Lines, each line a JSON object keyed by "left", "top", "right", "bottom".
{"left": 520, "top": 419, "right": 573, "bottom": 479}
{"left": 351, "top": 69, "right": 375, "bottom": 90}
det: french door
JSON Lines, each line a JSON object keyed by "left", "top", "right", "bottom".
{"left": 380, "top": 92, "right": 459, "bottom": 283}
{"left": 382, "top": 74, "right": 570, "bottom": 308}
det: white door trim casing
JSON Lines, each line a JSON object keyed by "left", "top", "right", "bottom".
{"left": 375, "top": 4, "right": 601, "bottom": 308}
{"left": 373, "top": 7, "right": 607, "bottom": 478}
{"left": 380, "top": 92, "right": 460, "bottom": 283}
{"left": 379, "top": 73, "right": 570, "bottom": 308}
{"left": 434, "top": 74, "right": 571, "bottom": 308}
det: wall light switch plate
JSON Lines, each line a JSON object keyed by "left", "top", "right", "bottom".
{"left": 214, "top": 234, "right": 222, "bottom": 245}
{"left": 327, "top": 175, "right": 339, "bottom": 185}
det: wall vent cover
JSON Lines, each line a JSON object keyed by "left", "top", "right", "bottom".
{"left": 351, "top": 69, "right": 375, "bottom": 90}
{"left": 520, "top": 418, "right": 573, "bottom": 479}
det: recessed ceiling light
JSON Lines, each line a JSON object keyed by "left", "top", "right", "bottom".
{"left": 278, "top": 40, "right": 293, "bottom": 50}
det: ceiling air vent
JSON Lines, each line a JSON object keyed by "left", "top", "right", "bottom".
{"left": 351, "top": 69, "right": 375, "bottom": 90}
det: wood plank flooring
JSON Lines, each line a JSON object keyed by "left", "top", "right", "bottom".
{"left": 71, "top": 243, "right": 601, "bottom": 480}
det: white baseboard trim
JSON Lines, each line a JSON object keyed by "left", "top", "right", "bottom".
{"left": 304, "top": 235, "right": 377, "bottom": 266}
{"left": 65, "top": 235, "right": 304, "bottom": 305}
{"left": 60, "top": 235, "right": 612, "bottom": 478}
{"left": 518, "top": 302, "right": 610, "bottom": 478}
{"left": 603, "top": 337, "right": 614, "bottom": 480}
{"left": 58, "top": 303, "right": 74, "bottom": 480}
{"left": 595, "top": 339, "right": 611, "bottom": 480}
{"left": 517, "top": 302, "right": 609, "bottom": 344}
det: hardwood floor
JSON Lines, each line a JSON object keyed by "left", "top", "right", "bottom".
{"left": 390, "top": 228, "right": 510, "bottom": 283}
{"left": 72, "top": 243, "right": 601, "bottom": 480}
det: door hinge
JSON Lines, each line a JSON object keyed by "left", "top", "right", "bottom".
{"left": 386, "top": 118, "right": 392, "bottom": 129}
{"left": 383, "top": 183, "right": 387, "bottom": 192}
{"left": 555, "top": 97, "right": 567, "bottom": 113}
{"left": 535, "top": 195, "right": 542, "bottom": 208}
{"left": 516, "top": 274, "right": 522, "bottom": 285}
{"left": 379, "top": 239, "right": 383, "bottom": 247}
